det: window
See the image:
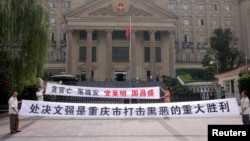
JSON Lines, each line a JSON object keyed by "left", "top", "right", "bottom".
{"left": 186, "top": 52, "right": 191, "bottom": 62}
{"left": 49, "top": 1, "right": 56, "bottom": 8}
{"left": 197, "top": 35, "right": 205, "bottom": 48}
{"left": 224, "top": 80, "right": 234, "bottom": 93}
{"left": 112, "top": 31, "right": 126, "bottom": 40}
{"left": 64, "top": 1, "right": 71, "bottom": 8}
{"left": 184, "top": 34, "right": 191, "bottom": 42}
{"left": 168, "top": 3, "right": 175, "bottom": 10}
{"left": 225, "top": 4, "right": 231, "bottom": 11}
{"left": 143, "top": 31, "right": 150, "bottom": 41}
{"left": 200, "top": 52, "right": 205, "bottom": 62}
{"left": 63, "top": 32, "right": 66, "bottom": 41}
{"left": 197, "top": 4, "right": 203, "bottom": 10}
{"left": 48, "top": 52, "right": 53, "bottom": 61}
{"left": 92, "top": 47, "right": 96, "bottom": 62}
{"left": 63, "top": 52, "right": 66, "bottom": 61}
{"left": 79, "top": 46, "right": 86, "bottom": 62}
{"left": 183, "top": 19, "right": 190, "bottom": 25}
{"left": 183, "top": 3, "right": 190, "bottom": 10}
{"left": 211, "top": 4, "right": 218, "bottom": 11}
{"left": 155, "top": 31, "right": 161, "bottom": 41}
{"left": 92, "top": 31, "right": 97, "bottom": 40}
{"left": 55, "top": 52, "right": 60, "bottom": 61}
{"left": 226, "top": 20, "right": 232, "bottom": 26}
{"left": 143, "top": 31, "right": 160, "bottom": 41}
{"left": 144, "top": 47, "right": 150, "bottom": 62}
{"left": 212, "top": 19, "right": 218, "bottom": 26}
{"left": 50, "top": 17, "right": 55, "bottom": 24}
{"left": 51, "top": 33, "right": 54, "bottom": 41}
{"left": 79, "top": 30, "right": 87, "bottom": 40}
{"left": 155, "top": 47, "right": 161, "bottom": 62}
{"left": 112, "top": 47, "right": 129, "bottom": 62}
{"left": 79, "top": 30, "right": 97, "bottom": 40}
{"left": 198, "top": 19, "right": 204, "bottom": 26}
{"left": 198, "top": 35, "right": 205, "bottom": 43}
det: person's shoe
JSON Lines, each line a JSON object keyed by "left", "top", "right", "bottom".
{"left": 10, "top": 130, "right": 16, "bottom": 134}
{"left": 15, "top": 130, "right": 21, "bottom": 132}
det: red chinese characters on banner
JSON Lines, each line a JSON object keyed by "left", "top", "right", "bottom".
{"left": 104, "top": 90, "right": 111, "bottom": 96}
{"left": 112, "top": 90, "right": 119, "bottom": 96}
{"left": 120, "top": 90, "right": 127, "bottom": 97}
{"left": 132, "top": 90, "right": 139, "bottom": 97}
{"left": 147, "top": 89, "right": 154, "bottom": 97}
{"left": 104, "top": 88, "right": 154, "bottom": 98}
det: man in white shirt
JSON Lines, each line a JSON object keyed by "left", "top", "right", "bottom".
{"left": 8, "top": 90, "right": 22, "bottom": 133}
{"left": 240, "top": 90, "right": 250, "bottom": 125}
{"left": 36, "top": 87, "right": 45, "bottom": 101}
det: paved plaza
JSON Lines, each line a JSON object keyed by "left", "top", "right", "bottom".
{"left": 0, "top": 114, "right": 242, "bottom": 141}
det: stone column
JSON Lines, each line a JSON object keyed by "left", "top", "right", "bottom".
{"left": 130, "top": 30, "right": 136, "bottom": 80}
{"left": 168, "top": 31, "right": 176, "bottom": 77}
{"left": 66, "top": 29, "right": 73, "bottom": 74}
{"left": 149, "top": 30, "right": 156, "bottom": 80}
{"left": 106, "top": 30, "right": 113, "bottom": 81}
{"left": 86, "top": 29, "right": 93, "bottom": 81}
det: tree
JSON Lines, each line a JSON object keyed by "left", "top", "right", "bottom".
{"left": 201, "top": 54, "right": 215, "bottom": 80}
{"left": 204, "top": 27, "right": 244, "bottom": 74}
{"left": 238, "top": 72, "right": 250, "bottom": 95}
{"left": 0, "top": 0, "right": 50, "bottom": 98}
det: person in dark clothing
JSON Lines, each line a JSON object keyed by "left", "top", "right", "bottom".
{"left": 221, "top": 87, "right": 225, "bottom": 99}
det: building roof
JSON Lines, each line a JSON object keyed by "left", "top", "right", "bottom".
{"left": 216, "top": 65, "right": 250, "bottom": 78}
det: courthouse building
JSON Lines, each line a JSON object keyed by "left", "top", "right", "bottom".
{"left": 44, "top": 0, "right": 250, "bottom": 82}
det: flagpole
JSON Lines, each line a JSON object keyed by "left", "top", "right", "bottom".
{"left": 129, "top": 16, "right": 132, "bottom": 87}
{"left": 129, "top": 16, "right": 132, "bottom": 104}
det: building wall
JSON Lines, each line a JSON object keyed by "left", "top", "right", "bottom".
{"left": 238, "top": 0, "right": 250, "bottom": 59}
{"left": 45, "top": 0, "right": 250, "bottom": 81}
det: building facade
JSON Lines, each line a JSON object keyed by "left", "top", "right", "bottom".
{"left": 44, "top": 0, "right": 250, "bottom": 82}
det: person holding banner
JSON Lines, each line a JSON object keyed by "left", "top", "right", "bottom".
{"left": 240, "top": 90, "right": 250, "bottom": 125}
{"left": 8, "top": 90, "right": 22, "bottom": 133}
{"left": 36, "top": 87, "right": 45, "bottom": 101}
{"left": 160, "top": 87, "right": 172, "bottom": 103}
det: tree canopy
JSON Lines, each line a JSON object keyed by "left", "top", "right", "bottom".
{"left": 202, "top": 27, "right": 244, "bottom": 75}
{"left": 0, "top": 0, "right": 50, "bottom": 98}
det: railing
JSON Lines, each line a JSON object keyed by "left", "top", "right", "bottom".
{"left": 60, "top": 40, "right": 66, "bottom": 47}
{"left": 183, "top": 42, "right": 193, "bottom": 48}
{"left": 197, "top": 42, "right": 208, "bottom": 48}
{"left": 171, "top": 92, "right": 216, "bottom": 102}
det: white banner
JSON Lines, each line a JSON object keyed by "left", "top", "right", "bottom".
{"left": 19, "top": 98, "right": 240, "bottom": 118}
{"left": 45, "top": 83, "right": 160, "bottom": 99}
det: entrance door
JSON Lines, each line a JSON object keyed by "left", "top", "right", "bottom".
{"left": 114, "top": 71, "right": 127, "bottom": 81}
{"left": 116, "top": 74, "right": 124, "bottom": 81}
